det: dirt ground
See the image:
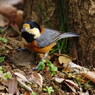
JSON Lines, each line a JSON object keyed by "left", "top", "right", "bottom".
{"left": 0, "top": 28, "right": 95, "bottom": 95}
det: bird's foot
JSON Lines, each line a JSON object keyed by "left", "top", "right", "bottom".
{"left": 32, "top": 53, "right": 48, "bottom": 71}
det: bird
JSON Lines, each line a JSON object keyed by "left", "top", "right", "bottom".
{"left": 21, "top": 20, "right": 79, "bottom": 70}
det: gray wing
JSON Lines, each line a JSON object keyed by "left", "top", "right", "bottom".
{"left": 36, "top": 28, "right": 61, "bottom": 48}
{"left": 36, "top": 28, "right": 79, "bottom": 48}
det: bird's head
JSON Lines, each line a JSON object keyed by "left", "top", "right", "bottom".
{"left": 21, "top": 21, "right": 41, "bottom": 43}
{"left": 21, "top": 21, "right": 41, "bottom": 39}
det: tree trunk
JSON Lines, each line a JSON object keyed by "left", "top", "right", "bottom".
{"left": 65, "top": 0, "right": 95, "bottom": 67}
{"left": 23, "top": 0, "right": 59, "bottom": 29}
{"left": 23, "top": 0, "right": 34, "bottom": 22}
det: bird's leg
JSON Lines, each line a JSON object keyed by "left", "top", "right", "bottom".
{"left": 42, "top": 53, "right": 48, "bottom": 60}
{"left": 32, "top": 53, "right": 48, "bottom": 70}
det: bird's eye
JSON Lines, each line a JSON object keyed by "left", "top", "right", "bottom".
{"left": 23, "top": 24, "right": 30, "bottom": 29}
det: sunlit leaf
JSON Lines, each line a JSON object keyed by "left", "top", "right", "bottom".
{"left": 2, "top": 71, "right": 12, "bottom": 80}
{"left": 43, "top": 86, "right": 54, "bottom": 94}
{"left": 31, "top": 72, "right": 43, "bottom": 87}
{"left": 0, "top": 37, "right": 8, "bottom": 43}
{"left": 58, "top": 55, "right": 71, "bottom": 64}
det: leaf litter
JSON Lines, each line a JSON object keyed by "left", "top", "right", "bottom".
{"left": 0, "top": 29, "right": 95, "bottom": 95}
{"left": 0, "top": 28, "right": 95, "bottom": 95}
{"left": 0, "top": 1, "right": 95, "bottom": 95}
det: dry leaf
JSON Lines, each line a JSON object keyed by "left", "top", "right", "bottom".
{"left": 0, "top": 85, "right": 6, "bottom": 91}
{"left": 54, "top": 77, "right": 64, "bottom": 83}
{"left": 0, "top": 4, "right": 17, "bottom": 18}
{"left": 58, "top": 55, "right": 71, "bottom": 65}
{"left": 54, "top": 77, "right": 79, "bottom": 92}
{"left": 65, "top": 61, "right": 95, "bottom": 83}
{"left": 67, "top": 61, "right": 83, "bottom": 69}
{"left": 17, "top": 77, "right": 32, "bottom": 91}
{"left": 64, "top": 79, "right": 79, "bottom": 92}
{"left": 0, "top": 0, "right": 23, "bottom": 5}
{"left": 81, "top": 71, "right": 95, "bottom": 83}
{"left": 62, "top": 67, "right": 71, "bottom": 73}
{"left": 31, "top": 72, "right": 43, "bottom": 87}
{"left": 14, "top": 72, "right": 29, "bottom": 82}
{"left": 67, "top": 61, "right": 89, "bottom": 74}
{"left": 14, "top": 72, "right": 32, "bottom": 91}
{"left": 54, "top": 53, "right": 73, "bottom": 58}
{"left": 8, "top": 77, "right": 17, "bottom": 94}
{"left": 0, "top": 0, "right": 24, "bottom": 28}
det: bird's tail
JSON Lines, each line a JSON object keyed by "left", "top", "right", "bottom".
{"left": 60, "top": 32, "right": 79, "bottom": 39}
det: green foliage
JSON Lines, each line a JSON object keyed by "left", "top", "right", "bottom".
{"left": 0, "top": 56, "right": 5, "bottom": 63}
{"left": 83, "top": 80, "right": 92, "bottom": 88}
{"left": 37, "top": 59, "right": 46, "bottom": 71}
{"left": 37, "top": 59, "right": 58, "bottom": 76}
{"left": 0, "top": 66, "right": 12, "bottom": 80}
{"left": 0, "top": 37, "right": 8, "bottom": 43}
{"left": 2, "top": 71, "right": 12, "bottom": 80}
{"left": 46, "top": 61, "right": 58, "bottom": 76}
{"left": 43, "top": 86, "right": 54, "bottom": 94}
{"left": 0, "top": 66, "right": 3, "bottom": 74}
{"left": 31, "top": 91, "right": 37, "bottom": 95}
{"left": 56, "top": 0, "right": 67, "bottom": 54}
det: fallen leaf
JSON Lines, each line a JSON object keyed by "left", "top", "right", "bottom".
{"left": 14, "top": 72, "right": 29, "bottom": 82}
{"left": 0, "top": 3, "right": 17, "bottom": 19}
{"left": 17, "top": 77, "right": 32, "bottom": 91}
{"left": 8, "top": 77, "right": 17, "bottom": 94}
{"left": 67, "top": 61, "right": 82, "bottom": 69}
{"left": 0, "top": 0, "right": 23, "bottom": 5}
{"left": 64, "top": 79, "right": 79, "bottom": 92}
{"left": 54, "top": 77, "right": 64, "bottom": 83}
{"left": 54, "top": 77, "right": 79, "bottom": 92}
{"left": 0, "top": 93, "right": 13, "bottom": 95}
{"left": 58, "top": 55, "right": 71, "bottom": 65}
{"left": 14, "top": 72, "right": 32, "bottom": 91}
{"left": 0, "top": 0, "right": 24, "bottom": 28}
{"left": 64, "top": 61, "right": 95, "bottom": 83}
{"left": 0, "top": 85, "right": 6, "bottom": 91}
{"left": 31, "top": 72, "right": 43, "bottom": 87}
{"left": 81, "top": 71, "right": 95, "bottom": 83}
{"left": 62, "top": 67, "right": 71, "bottom": 73}
{"left": 67, "top": 61, "right": 88, "bottom": 73}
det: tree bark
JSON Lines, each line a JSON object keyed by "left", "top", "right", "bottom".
{"left": 23, "top": 0, "right": 34, "bottom": 22}
{"left": 65, "top": 0, "right": 95, "bottom": 67}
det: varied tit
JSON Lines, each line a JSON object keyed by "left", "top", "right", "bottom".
{"left": 21, "top": 21, "right": 79, "bottom": 70}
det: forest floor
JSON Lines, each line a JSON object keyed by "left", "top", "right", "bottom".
{"left": 0, "top": 27, "right": 95, "bottom": 95}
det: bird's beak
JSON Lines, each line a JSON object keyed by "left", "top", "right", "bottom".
{"left": 21, "top": 28, "right": 26, "bottom": 32}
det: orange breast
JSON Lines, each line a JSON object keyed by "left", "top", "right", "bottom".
{"left": 24, "top": 40, "right": 56, "bottom": 53}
